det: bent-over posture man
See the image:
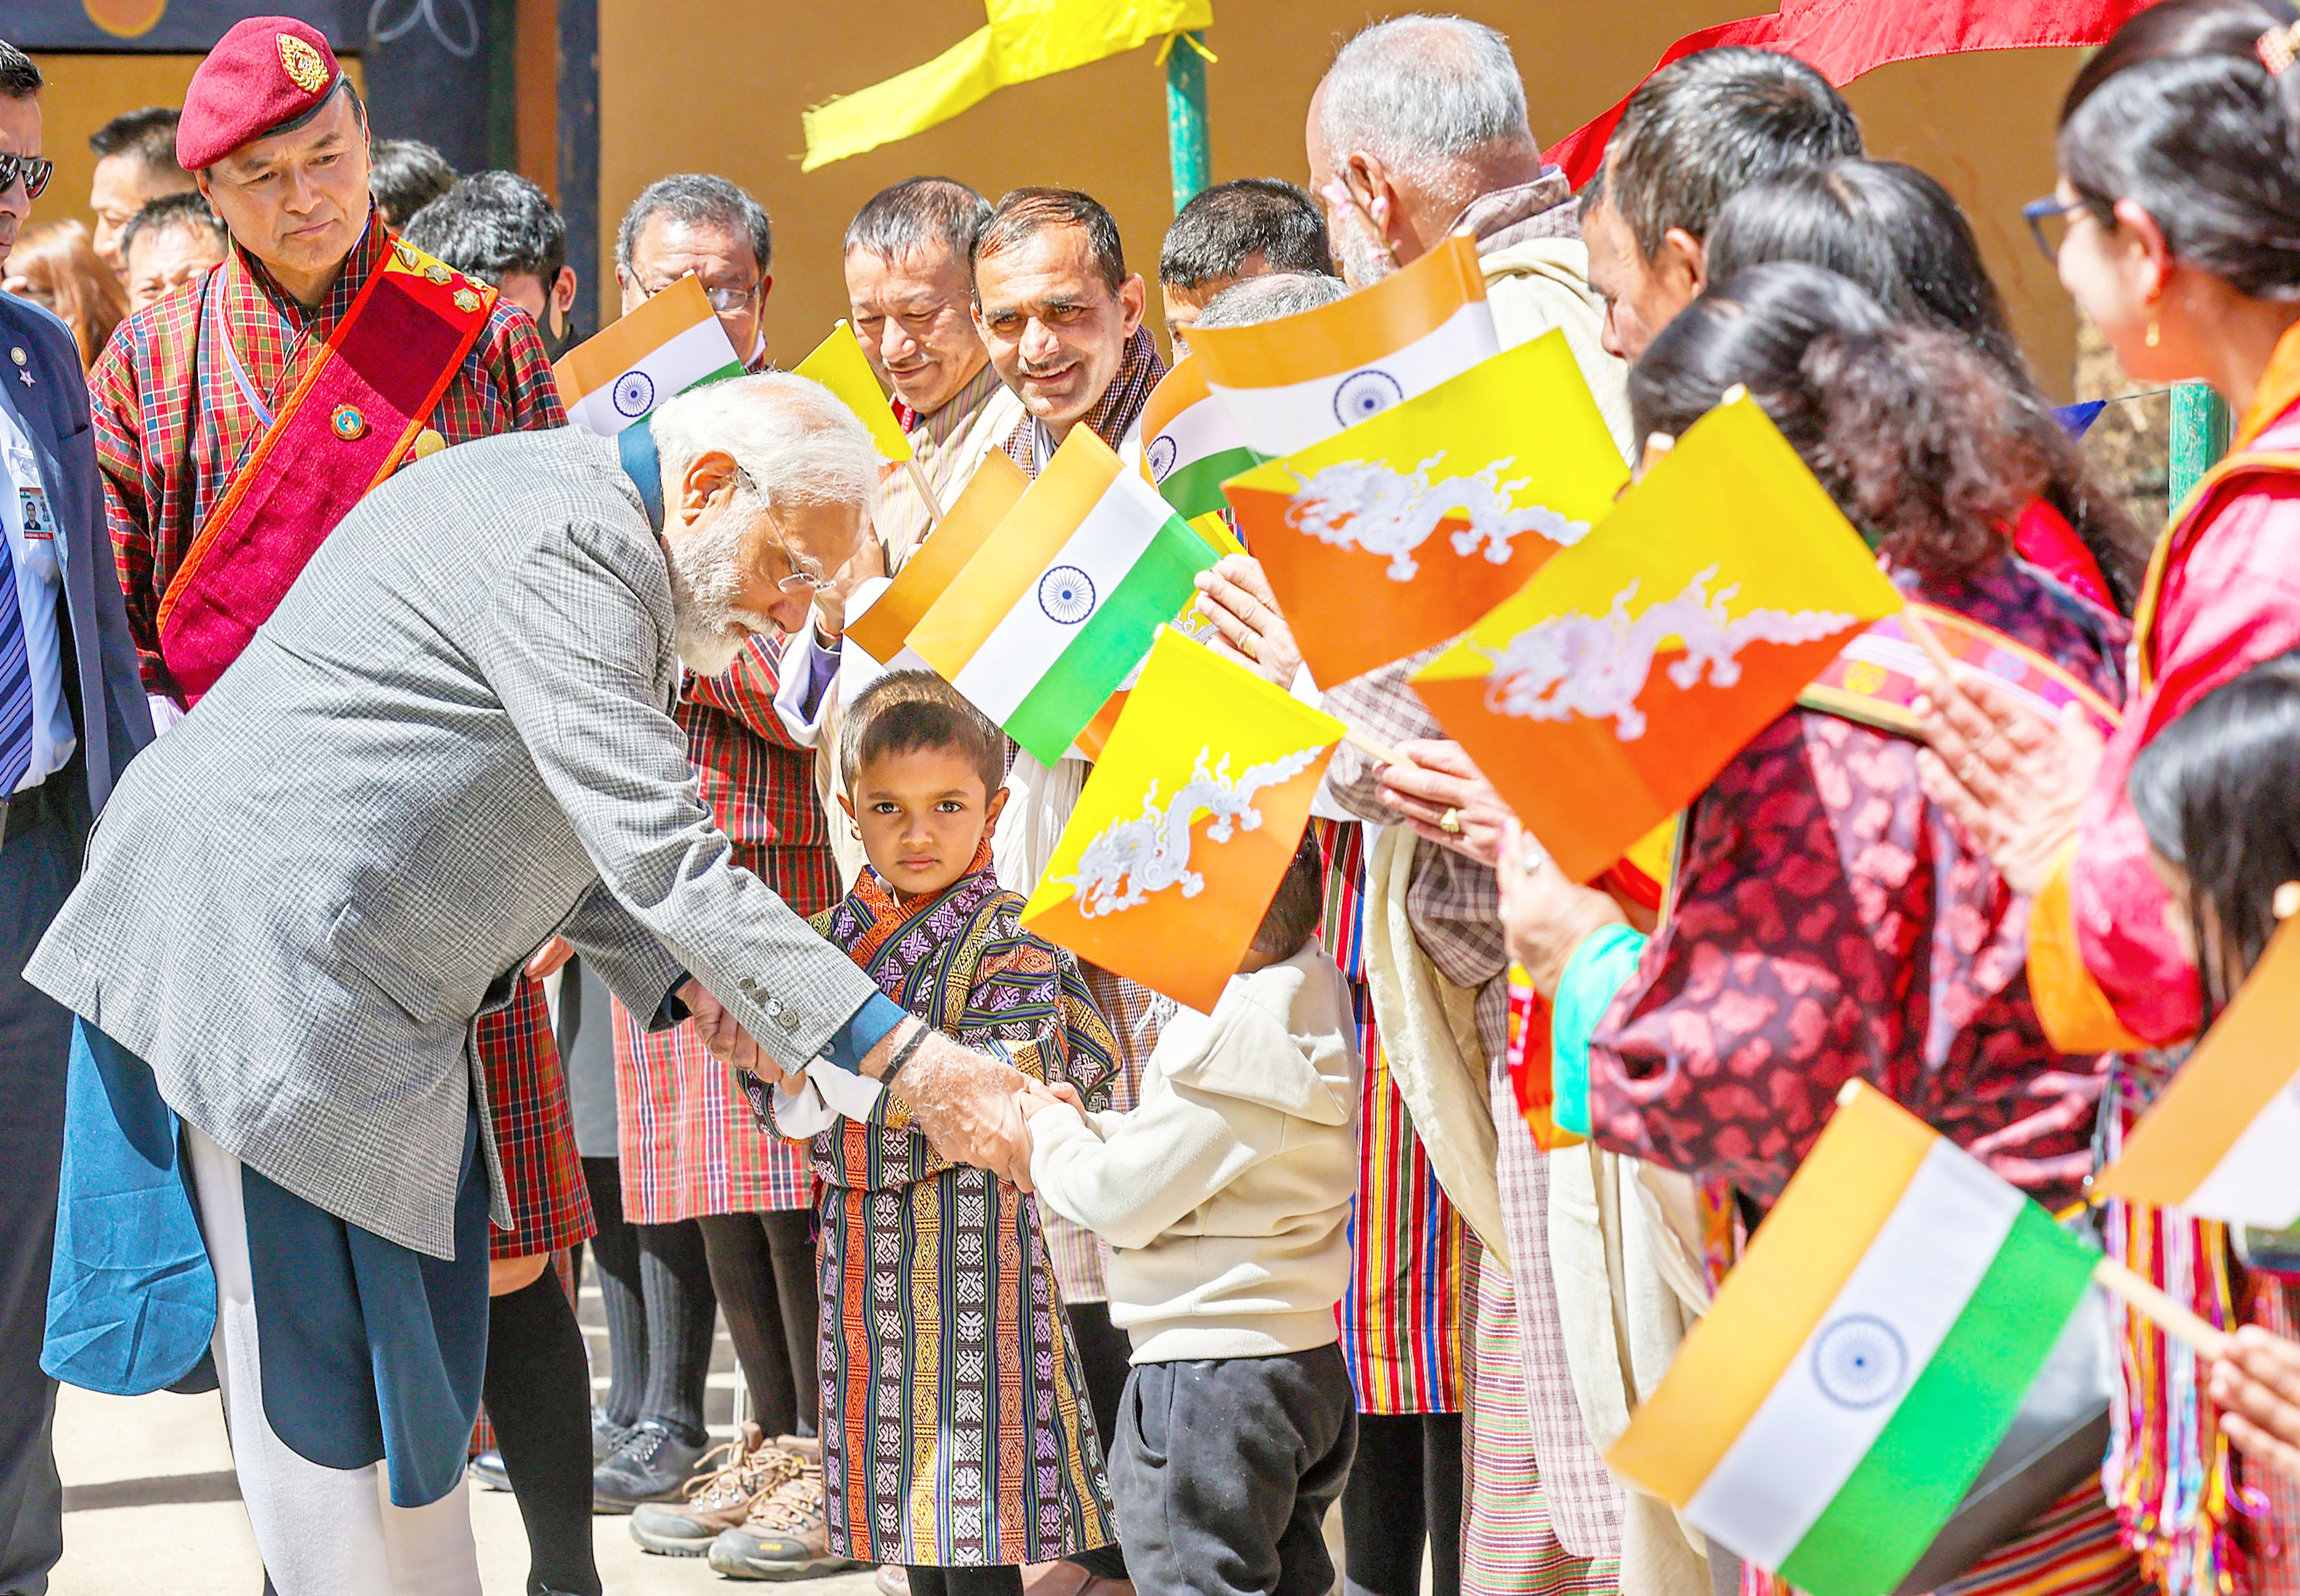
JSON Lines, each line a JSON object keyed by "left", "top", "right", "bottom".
{"left": 31, "top": 371, "right": 1041, "bottom": 1596}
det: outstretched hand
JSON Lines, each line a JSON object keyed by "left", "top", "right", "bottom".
{"left": 870, "top": 1022, "right": 1045, "bottom": 1189}
{"left": 681, "top": 979, "right": 798, "bottom": 1091}
{"left": 1913, "top": 666, "right": 2103, "bottom": 896}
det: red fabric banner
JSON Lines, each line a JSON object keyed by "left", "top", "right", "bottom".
{"left": 1542, "top": 0, "right": 2158, "bottom": 188}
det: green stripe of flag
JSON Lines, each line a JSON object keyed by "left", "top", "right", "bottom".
{"left": 1777, "top": 1203, "right": 2098, "bottom": 1596}
{"left": 1006, "top": 517, "right": 1219, "bottom": 764}
{"left": 1159, "top": 446, "right": 1263, "bottom": 522}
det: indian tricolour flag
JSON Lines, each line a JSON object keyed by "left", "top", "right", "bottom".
{"left": 1140, "top": 355, "right": 1260, "bottom": 524}
{"left": 553, "top": 275, "right": 745, "bottom": 437}
{"left": 1609, "top": 1084, "right": 2099, "bottom": 1596}
{"left": 2098, "top": 915, "right": 2300, "bottom": 1227}
{"left": 908, "top": 425, "right": 1219, "bottom": 767}
{"left": 1182, "top": 231, "right": 1497, "bottom": 457}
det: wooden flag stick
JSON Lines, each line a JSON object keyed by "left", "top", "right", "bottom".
{"left": 1900, "top": 604, "right": 1963, "bottom": 684}
{"left": 902, "top": 456, "right": 945, "bottom": 528}
{"left": 1343, "top": 725, "right": 1404, "bottom": 767}
{"left": 2093, "top": 1256, "right": 2229, "bottom": 1358}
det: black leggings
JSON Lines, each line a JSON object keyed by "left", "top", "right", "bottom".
{"left": 697, "top": 1208, "right": 820, "bottom": 1437}
{"left": 1065, "top": 1300, "right": 1133, "bottom": 1580}
{"left": 1342, "top": 1411, "right": 1463, "bottom": 1596}
{"left": 906, "top": 1567, "right": 1024, "bottom": 1596}
{"left": 576, "top": 1157, "right": 715, "bottom": 1444}
{"left": 486, "top": 1271, "right": 601, "bottom": 1596}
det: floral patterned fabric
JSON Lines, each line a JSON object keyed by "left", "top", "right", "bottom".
{"left": 1587, "top": 555, "right": 2128, "bottom": 1210}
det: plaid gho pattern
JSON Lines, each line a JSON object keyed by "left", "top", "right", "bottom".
{"left": 481, "top": 976, "right": 594, "bottom": 1257}
{"left": 617, "top": 632, "right": 833, "bottom": 1221}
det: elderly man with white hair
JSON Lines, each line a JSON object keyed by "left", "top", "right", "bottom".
{"left": 26, "top": 372, "right": 1043, "bottom": 1596}
{"left": 1200, "top": 29, "right": 1667, "bottom": 1594}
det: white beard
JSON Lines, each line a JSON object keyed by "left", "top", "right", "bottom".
{"left": 665, "top": 513, "right": 781, "bottom": 676}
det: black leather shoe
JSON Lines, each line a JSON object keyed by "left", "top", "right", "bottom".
{"left": 593, "top": 1420, "right": 709, "bottom": 1513}
{"left": 467, "top": 1449, "right": 511, "bottom": 1492}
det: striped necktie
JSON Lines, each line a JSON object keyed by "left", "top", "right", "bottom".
{"left": 0, "top": 527, "right": 33, "bottom": 794}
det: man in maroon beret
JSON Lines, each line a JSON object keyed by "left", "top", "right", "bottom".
{"left": 79, "top": 16, "right": 589, "bottom": 1596}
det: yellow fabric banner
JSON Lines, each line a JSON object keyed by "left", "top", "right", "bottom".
{"left": 802, "top": 0, "right": 1214, "bottom": 171}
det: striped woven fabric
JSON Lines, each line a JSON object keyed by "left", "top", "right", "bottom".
{"left": 1461, "top": 1237, "right": 1620, "bottom": 1596}
{"left": 1319, "top": 817, "right": 1467, "bottom": 1415}
{"left": 1938, "top": 1479, "right": 2145, "bottom": 1596}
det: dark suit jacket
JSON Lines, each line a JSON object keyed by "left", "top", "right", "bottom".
{"left": 0, "top": 293, "right": 152, "bottom": 815}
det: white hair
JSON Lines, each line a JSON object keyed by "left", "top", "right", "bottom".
{"left": 648, "top": 370, "right": 878, "bottom": 519}
{"left": 650, "top": 371, "right": 876, "bottom": 674}
{"left": 1191, "top": 273, "right": 1349, "bottom": 331}
{"left": 1317, "top": 15, "right": 1534, "bottom": 190}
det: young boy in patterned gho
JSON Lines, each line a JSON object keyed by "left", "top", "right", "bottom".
{"left": 740, "top": 670, "right": 1120, "bottom": 1596}
{"left": 1021, "top": 833, "right": 1363, "bottom": 1596}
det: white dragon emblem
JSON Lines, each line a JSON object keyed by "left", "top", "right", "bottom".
{"left": 1477, "top": 565, "right": 1857, "bottom": 740}
{"left": 1284, "top": 452, "right": 1591, "bottom": 581}
{"left": 1057, "top": 744, "right": 1326, "bottom": 919}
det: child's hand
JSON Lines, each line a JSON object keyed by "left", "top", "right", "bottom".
{"left": 1015, "top": 1078, "right": 1082, "bottom": 1120}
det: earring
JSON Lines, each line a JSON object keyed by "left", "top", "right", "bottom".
{"left": 2146, "top": 319, "right": 2161, "bottom": 349}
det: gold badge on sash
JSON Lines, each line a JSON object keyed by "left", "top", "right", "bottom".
{"left": 330, "top": 405, "right": 369, "bottom": 441}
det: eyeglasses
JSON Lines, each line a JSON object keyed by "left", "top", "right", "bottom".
{"left": 0, "top": 153, "right": 54, "bottom": 202}
{"left": 2023, "top": 194, "right": 2104, "bottom": 264}
{"left": 732, "top": 467, "right": 834, "bottom": 595}
{"left": 638, "top": 273, "right": 759, "bottom": 317}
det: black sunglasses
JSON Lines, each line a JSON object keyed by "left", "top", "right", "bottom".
{"left": 0, "top": 152, "right": 53, "bottom": 201}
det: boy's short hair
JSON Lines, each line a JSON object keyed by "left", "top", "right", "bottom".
{"left": 1251, "top": 832, "right": 1326, "bottom": 959}
{"left": 842, "top": 671, "right": 1007, "bottom": 795}
{"left": 1159, "top": 177, "right": 1334, "bottom": 288}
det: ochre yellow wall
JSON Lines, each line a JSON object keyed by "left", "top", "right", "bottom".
{"left": 598, "top": 1, "right": 2089, "bottom": 398}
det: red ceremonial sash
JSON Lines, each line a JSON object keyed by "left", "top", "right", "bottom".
{"left": 1797, "top": 602, "right": 2121, "bottom": 743}
{"left": 155, "top": 239, "right": 494, "bottom": 702}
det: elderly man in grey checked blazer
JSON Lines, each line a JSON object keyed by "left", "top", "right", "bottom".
{"left": 24, "top": 372, "right": 1041, "bottom": 1596}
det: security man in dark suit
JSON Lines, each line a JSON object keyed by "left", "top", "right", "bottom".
{"left": 0, "top": 37, "right": 156, "bottom": 1592}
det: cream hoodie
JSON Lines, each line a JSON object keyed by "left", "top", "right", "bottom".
{"left": 1025, "top": 945, "right": 1362, "bottom": 1363}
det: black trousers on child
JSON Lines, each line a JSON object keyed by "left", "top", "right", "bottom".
{"left": 1106, "top": 1344, "right": 1357, "bottom": 1596}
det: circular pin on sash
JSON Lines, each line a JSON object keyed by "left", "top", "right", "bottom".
{"left": 412, "top": 428, "right": 447, "bottom": 459}
{"left": 331, "top": 405, "right": 369, "bottom": 441}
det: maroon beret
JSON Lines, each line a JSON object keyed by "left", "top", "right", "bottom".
{"left": 176, "top": 16, "right": 345, "bottom": 171}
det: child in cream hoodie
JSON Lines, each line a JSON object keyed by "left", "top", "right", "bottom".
{"left": 1022, "top": 835, "right": 1361, "bottom": 1596}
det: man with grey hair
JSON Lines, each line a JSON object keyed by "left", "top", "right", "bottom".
{"left": 619, "top": 172, "right": 774, "bottom": 369}
{"left": 1306, "top": 11, "right": 1628, "bottom": 450}
{"left": 29, "top": 372, "right": 1048, "bottom": 1596}
{"left": 1186, "top": 269, "right": 1346, "bottom": 329}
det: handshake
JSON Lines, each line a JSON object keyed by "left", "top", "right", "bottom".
{"left": 679, "top": 978, "right": 1078, "bottom": 1190}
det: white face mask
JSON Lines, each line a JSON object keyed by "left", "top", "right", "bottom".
{"left": 663, "top": 505, "right": 776, "bottom": 676}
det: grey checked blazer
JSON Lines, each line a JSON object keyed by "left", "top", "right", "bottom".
{"left": 27, "top": 427, "right": 881, "bottom": 1258}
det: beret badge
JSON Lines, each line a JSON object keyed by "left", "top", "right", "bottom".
{"left": 277, "top": 34, "right": 332, "bottom": 94}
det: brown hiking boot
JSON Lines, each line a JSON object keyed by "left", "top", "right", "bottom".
{"left": 706, "top": 1438, "right": 859, "bottom": 1580}
{"left": 628, "top": 1424, "right": 807, "bottom": 1558}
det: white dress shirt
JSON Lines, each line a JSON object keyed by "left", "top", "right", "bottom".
{"left": 0, "top": 399, "right": 75, "bottom": 792}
